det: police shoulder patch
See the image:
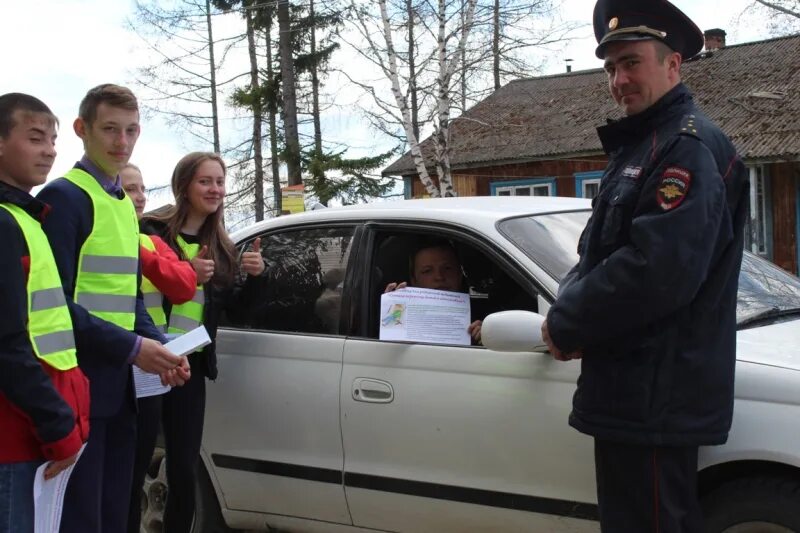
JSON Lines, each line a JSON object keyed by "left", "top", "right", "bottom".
{"left": 657, "top": 166, "right": 691, "bottom": 211}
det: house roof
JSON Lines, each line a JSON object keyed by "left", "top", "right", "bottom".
{"left": 384, "top": 33, "right": 800, "bottom": 176}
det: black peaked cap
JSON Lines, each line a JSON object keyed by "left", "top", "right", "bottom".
{"left": 593, "top": 0, "right": 703, "bottom": 59}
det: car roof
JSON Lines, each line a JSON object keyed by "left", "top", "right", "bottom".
{"left": 232, "top": 196, "right": 592, "bottom": 240}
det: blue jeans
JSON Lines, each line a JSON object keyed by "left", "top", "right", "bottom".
{"left": 0, "top": 461, "right": 42, "bottom": 533}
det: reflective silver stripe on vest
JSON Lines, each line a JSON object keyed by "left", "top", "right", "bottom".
{"left": 78, "top": 293, "right": 137, "bottom": 313}
{"left": 192, "top": 289, "right": 205, "bottom": 304}
{"left": 170, "top": 314, "right": 201, "bottom": 332}
{"left": 81, "top": 255, "right": 139, "bottom": 274}
{"left": 31, "top": 287, "right": 67, "bottom": 312}
{"left": 143, "top": 292, "right": 163, "bottom": 308}
{"left": 157, "top": 324, "right": 167, "bottom": 333}
{"left": 34, "top": 330, "right": 76, "bottom": 356}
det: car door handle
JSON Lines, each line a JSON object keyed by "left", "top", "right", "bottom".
{"left": 352, "top": 378, "right": 394, "bottom": 403}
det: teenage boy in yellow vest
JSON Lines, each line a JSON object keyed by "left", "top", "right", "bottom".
{"left": 36, "top": 84, "right": 191, "bottom": 533}
{"left": 0, "top": 92, "right": 90, "bottom": 533}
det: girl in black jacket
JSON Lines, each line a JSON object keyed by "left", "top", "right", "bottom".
{"left": 129, "top": 152, "right": 264, "bottom": 533}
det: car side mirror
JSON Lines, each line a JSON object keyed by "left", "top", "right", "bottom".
{"left": 481, "top": 311, "right": 548, "bottom": 353}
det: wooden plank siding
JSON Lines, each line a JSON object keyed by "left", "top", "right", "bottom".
{"left": 771, "top": 162, "right": 799, "bottom": 274}
{"left": 408, "top": 157, "right": 607, "bottom": 199}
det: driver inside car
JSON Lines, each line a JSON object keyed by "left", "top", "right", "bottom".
{"left": 384, "top": 239, "right": 483, "bottom": 343}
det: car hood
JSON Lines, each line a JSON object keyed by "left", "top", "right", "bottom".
{"left": 737, "top": 317, "right": 800, "bottom": 371}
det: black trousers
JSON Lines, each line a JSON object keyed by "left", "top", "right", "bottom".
{"left": 594, "top": 439, "right": 702, "bottom": 533}
{"left": 127, "top": 395, "right": 162, "bottom": 533}
{"left": 61, "top": 403, "right": 137, "bottom": 533}
{"left": 127, "top": 370, "right": 206, "bottom": 533}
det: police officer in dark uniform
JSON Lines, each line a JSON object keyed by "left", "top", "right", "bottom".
{"left": 541, "top": 0, "right": 749, "bottom": 531}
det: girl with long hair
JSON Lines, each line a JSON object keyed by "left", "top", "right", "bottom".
{"left": 129, "top": 152, "right": 264, "bottom": 533}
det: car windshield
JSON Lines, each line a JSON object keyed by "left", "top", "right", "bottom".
{"left": 499, "top": 210, "right": 800, "bottom": 324}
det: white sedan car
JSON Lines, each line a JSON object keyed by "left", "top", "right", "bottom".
{"left": 141, "top": 197, "right": 800, "bottom": 533}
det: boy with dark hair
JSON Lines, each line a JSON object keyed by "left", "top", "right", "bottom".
{"left": 0, "top": 92, "right": 89, "bottom": 533}
{"left": 36, "top": 84, "right": 191, "bottom": 533}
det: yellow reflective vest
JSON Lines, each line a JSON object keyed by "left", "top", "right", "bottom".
{"left": 139, "top": 234, "right": 167, "bottom": 332}
{"left": 0, "top": 203, "right": 78, "bottom": 371}
{"left": 167, "top": 235, "right": 205, "bottom": 337}
{"left": 64, "top": 168, "right": 139, "bottom": 330}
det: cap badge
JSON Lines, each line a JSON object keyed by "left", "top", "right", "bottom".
{"left": 608, "top": 17, "right": 619, "bottom": 30}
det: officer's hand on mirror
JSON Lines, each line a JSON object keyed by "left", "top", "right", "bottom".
{"left": 241, "top": 237, "right": 265, "bottom": 276}
{"left": 134, "top": 338, "right": 183, "bottom": 375}
{"left": 541, "top": 320, "right": 565, "bottom": 360}
{"left": 384, "top": 282, "right": 408, "bottom": 293}
{"left": 43, "top": 452, "right": 79, "bottom": 480}
{"left": 160, "top": 356, "right": 191, "bottom": 387}
{"left": 559, "top": 349, "right": 584, "bottom": 361}
{"left": 191, "top": 245, "right": 215, "bottom": 284}
{"left": 542, "top": 320, "right": 583, "bottom": 361}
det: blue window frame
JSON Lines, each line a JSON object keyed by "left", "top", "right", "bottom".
{"left": 403, "top": 177, "right": 413, "bottom": 199}
{"left": 746, "top": 164, "right": 772, "bottom": 259}
{"left": 575, "top": 171, "right": 603, "bottom": 199}
{"left": 490, "top": 177, "right": 557, "bottom": 197}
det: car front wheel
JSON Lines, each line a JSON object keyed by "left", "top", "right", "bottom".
{"left": 702, "top": 476, "right": 800, "bottom": 533}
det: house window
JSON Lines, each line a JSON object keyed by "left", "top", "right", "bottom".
{"left": 491, "top": 178, "right": 556, "bottom": 197}
{"left": 574, "top": 171, "right": 604, "bottom": 199}
{"left": 745, "top": 165, "right": 770, "bottom": 256}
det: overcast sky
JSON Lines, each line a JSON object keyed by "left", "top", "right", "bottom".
{"left": 0, "top": 0, "right": 775, "bottom": 212}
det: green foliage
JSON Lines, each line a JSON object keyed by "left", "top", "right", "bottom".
{"left": 304, "top": 148, "right": 399, "bottom": 206}
{"left": 229, "top": 78, "right": 280, "bottom": 114}
{"left": 295, "top": 43, "right": 340, "bottom": 75}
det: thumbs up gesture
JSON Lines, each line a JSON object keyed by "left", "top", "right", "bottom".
{"left": 240, "top": 237, "right": 265, "bottom": 277}
{"left": 191, "top": 245, "right": 215, "bottom": 284}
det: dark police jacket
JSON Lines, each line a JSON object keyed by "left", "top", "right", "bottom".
{"left": 547, "top": 83, "right": 749, "bottom": 446}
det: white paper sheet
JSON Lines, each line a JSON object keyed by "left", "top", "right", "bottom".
{"left": 379, "top": 287, "right": 471, "bottom": 346}
{"left": 133, "top": 328, "right": 209, "bottom": 397}
{"left": 133, "top": 365, "right": 171, "bottom": 398}
{"left": 164, "top": 325, "right": 211, "bottom": 357}
{"left": 33, "top": 443, "right": 87, "bottom": 533}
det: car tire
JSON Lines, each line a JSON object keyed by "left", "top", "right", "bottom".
{"left": 702, "top": 476, "right": 800, "bottom": 533}
{"left": 140, "top": 447, "right": 168, "bottom": 533}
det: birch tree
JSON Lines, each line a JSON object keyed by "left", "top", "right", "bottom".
{"left": 349, "top": 0, "right": 477, "bottom": 197}
{"left": 755, "top": 0, "right": 800, "bottom": 18}
{"left": 430, "top": 0, "right": 478, "bottom": 196}
{"left": 742, "top": 0, "right": 800, "bottom": 34}
{"left": 345, "top": 0, "right": 575, "bottom": 196}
